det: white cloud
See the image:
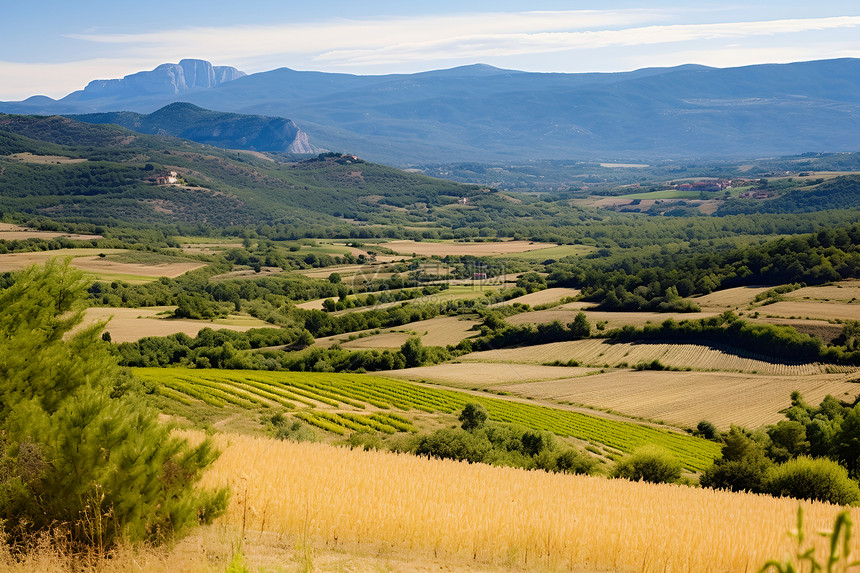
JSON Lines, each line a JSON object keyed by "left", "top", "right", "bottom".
{"left": 0, "top": 58, "right": 155, "bottom": 101}
{"left": 309, "top": 16, "right": 860, "bottom": 67}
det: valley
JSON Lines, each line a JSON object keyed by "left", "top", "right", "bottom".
{"left": 3, "top": 83, "right": 860, "bottom": 572}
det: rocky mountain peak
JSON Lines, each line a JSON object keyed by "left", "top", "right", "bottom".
{"left": 81, "top": 59, "right": 245, "bottom": 99}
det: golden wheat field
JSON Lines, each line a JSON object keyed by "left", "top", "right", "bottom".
{"left": 191, "top": 432, "right": 860, "bottom": 573}
{"left": 688, "top": 285, "right": 773, "bottom": 311}
{"left": 461, "top": 338, "right": 842, "bottom": 375}
{"left": 79, "top": 307, "right": 272, "bottom": 342}
{"left": 0, "top": 223, "right": 101, "bottom": 241}
{"left": 761, "top": 300, "right": 860, "bottom": 321}
{"left": 317, "top": 316, "right": 480, "bottom": 349}
{"left": 383, "top": 362, "right": 600, "bottom": 387}
{"left": 496, "top": 369, "right": 860, "bottom": 430}
{"left": 0, "top": 249, "right": 205, "bottom": 280}
{"left": 780, "top": 280, "right": 860, "bottom": 303}
{"left": 491, "top": 287, "right": 581, "bottom": 307}
{"left": 506, "top": 309, "right": 720, "bottom": 330}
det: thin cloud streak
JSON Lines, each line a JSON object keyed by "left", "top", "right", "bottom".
{"left": 311, "top": 16, "right": 860, "bottom": 66}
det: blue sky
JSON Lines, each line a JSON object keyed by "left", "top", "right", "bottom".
{"left": 2, "top": 1, "right": 860, "bottom": 100}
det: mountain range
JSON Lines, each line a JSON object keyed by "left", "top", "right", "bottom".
{"left": 3, "top": 58, "right": 860, "bottom": 165}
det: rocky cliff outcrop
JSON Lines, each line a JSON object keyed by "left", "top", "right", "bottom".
{"left": 80, "top": 59, "right": 245, "bottom": 99}
{"left": 71, "top": 102, "right": 317, "bottom": 154}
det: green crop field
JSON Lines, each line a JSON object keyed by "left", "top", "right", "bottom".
{"left": 618, "top": 190, "right": 704, "bottom": 200}
{"left": 134, "top": 367, "right": 721, "bottom": 471}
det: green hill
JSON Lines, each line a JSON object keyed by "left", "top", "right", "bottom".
{"left": 0, "top": 113, "right": 486, "bottom": 230}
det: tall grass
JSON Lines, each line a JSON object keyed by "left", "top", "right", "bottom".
{"left": 198, "top": 432, "right": 860, "bottom": 572}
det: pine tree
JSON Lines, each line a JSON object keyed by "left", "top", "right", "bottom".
{"left": 0, "top": 260, "right": 228, "bottom": 550}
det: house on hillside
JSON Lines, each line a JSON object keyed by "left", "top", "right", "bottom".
{"left": 153, "top": 171, "right": 179, "bottom": 185}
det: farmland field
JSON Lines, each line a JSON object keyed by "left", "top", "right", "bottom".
{"left": 760, "top": 300, "right": 860, "bottom": 321}
{"left": 618, "top": 189, "right": 704, "bottom": 200}
{"left": 135, "top": 368, "right": 720, "bottom": 471}
{"left": 690, "top": 285, "right": 774, "bottom": 311}
{"left": 493, "top": 244, "right": 596, "bottom": 260}
{"left": 0, "top": 248, "right": 205, "bottom": 281}
{"left": 0, "top": 222, "right": 101, "bottom": 241}
{"left": 381, "top": 239, "right": 558, "bottom": 257}
{"left": 383, "top": 362, "right": 600, "bottom": 388}
{"left": 315, "top": 315, "right": 480, "bottom": 349}
{"left": 491, "top": 287, "right": 580, "bottom": 307}
{"left": 496, "top": 369, "right": 860, "bottom": 430}
{"left": 199, "top": 432, "right": 860, "bottom": 573}
{"left": 506, "top": 308, "right": 720, "bottom": 329}
{"left": 81, "top": 307, "right": 272, "bottom": 342}
{"left": 779, "top": 280, "right": 860, "bottom": 302}
{"left": 460, "top": 338, "right": 844, "bottom": 375}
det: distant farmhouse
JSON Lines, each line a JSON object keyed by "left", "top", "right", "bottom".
{"left": 152, "top": 171, "right": 178, "bottom": 185}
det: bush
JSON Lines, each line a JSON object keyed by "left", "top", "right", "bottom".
{"left": 459, "top": 403, "right": 488, "bottom": 431}
{"left": 695, "top": 420, "right": 720, "bottom": 441}
{"left": 765, "top": 456, "right": 860, "bottom": 505}
{"left": 700, "top": 426, "right": 772, "bottom": 493}
{"left": 414, "top": 428, "right": 492, "bottom": 464}
{"left": 554, "top": 449, "right": 599, "bottom": 475}
{"left": 611, "top": 445, "right": 683, "bottom": 484}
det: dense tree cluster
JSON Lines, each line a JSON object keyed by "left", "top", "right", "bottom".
{"left": 700, "top": 392, "right": 860, "bottom": 505}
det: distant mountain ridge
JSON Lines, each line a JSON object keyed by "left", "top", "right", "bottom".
{"left": 4, "top": 58, "right": 860, "bottom": 164}
{"left": 69, "top": 103, "right": 316, "bottom": 154}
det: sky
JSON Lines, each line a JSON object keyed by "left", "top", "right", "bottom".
{"left": 2, "top": 0, "right": 860, "bottom": 100}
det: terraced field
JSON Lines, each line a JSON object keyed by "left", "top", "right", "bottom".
{"left": 134, "top": 368, "right": 721, "bottom": 471}
{"left": 461, "top": 338, "right": 840, "bottom": 375}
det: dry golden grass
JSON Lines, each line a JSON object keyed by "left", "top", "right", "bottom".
{"left": 507, "top": 309, "right": 719, "bottom": 330}
{"left": 7, "top": 152, "right": 87, "bottom": 164}
{"left": 0, "top": 524, "right": 520, "bottom": 573}
{"left": 0, "top": 223, "right": 101, "bottom": 241}
{"left": 382, "top": 240, "right": 557, "bottom": 257}
{"left": 0, "top": 250, "right": 204, "bottom": 280}
{"left": 762, "top": 300, "right": 860, "bottom": 321}
{"left": 492, "top": 287, "right": 580, "bottom": 307}
{"left": 71, "top": 255, "right": 206, "bottom": 279}
{"left": 343, "top": 331, "right": 410, "bottom": 349}
{"left": 383, "top": 362, "right": 599, "bottom": 388}
{"left": 782, "top": 280, "right": 860, "bottom": 303}
{"left": 690, "top": 285, "right": 773, "bottom": 311}
{"left": 327, "top": 316, "right": 480, "bottom": 349}
{"left": 460, "top": 338, "right": 840, "bottom": 375}
{"left": 80, "top": 307, "right": 272, "bottom": 342}
{"left": 191, "top": 432, "right": 860, "bottom": 573}
{"left": 498, "top": 369, "right": 860, "bottom": 430}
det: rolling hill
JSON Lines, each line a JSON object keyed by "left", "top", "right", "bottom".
{"left": 0, "top": 113, "right": 482, "bottom": 229}
{"left": 70, "top": 103, "right": 316, "bottom": 154}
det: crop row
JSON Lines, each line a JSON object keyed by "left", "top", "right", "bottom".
{"left": 134, "top": 368, "right": 720, "bottom": 471}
